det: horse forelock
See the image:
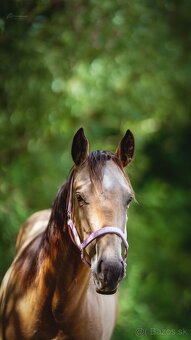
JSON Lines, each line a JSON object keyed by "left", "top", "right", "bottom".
{"left": 87, "top": 150, "right": 124, "bottom": 185}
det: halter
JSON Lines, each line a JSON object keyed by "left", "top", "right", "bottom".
{"left": 67, "top": 176, "right": 129, "bottom": 278}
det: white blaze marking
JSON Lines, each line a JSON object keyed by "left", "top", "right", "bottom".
{"left": 103, "top": 165, "right": 132, "bottom": 193}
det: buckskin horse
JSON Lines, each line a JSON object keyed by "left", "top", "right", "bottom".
{"left": 0, "top": 128, "right": 135, "bottom": 340}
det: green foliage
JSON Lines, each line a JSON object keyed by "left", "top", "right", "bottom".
{"left": 0, "top": 0, "right": 190, "bottom": 338}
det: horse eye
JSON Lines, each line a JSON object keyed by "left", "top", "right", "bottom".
{"left": 76, "top": 193, "right": 85, "bottom": 206}
{"left": 126, "top": 196, "right": 133, "bottom": 208}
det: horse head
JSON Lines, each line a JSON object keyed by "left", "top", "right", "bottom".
{"left": 69, "top": 128, "right": 135, "bottom": 294}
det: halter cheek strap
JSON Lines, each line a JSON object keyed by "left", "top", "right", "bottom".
{"left": 67, "top": 176, "right": 129, "bottom": 277}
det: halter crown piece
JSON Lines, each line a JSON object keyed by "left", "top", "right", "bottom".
{"left": 67, "top": 176, "right": 129, "bottom": 278}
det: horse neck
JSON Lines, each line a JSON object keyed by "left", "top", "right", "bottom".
{"left": 44, "top": 222, "right": 91, "bottom": 315}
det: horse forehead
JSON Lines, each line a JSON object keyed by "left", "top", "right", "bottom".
{"left": 74, "top": 166, "right": 91, "bottom": 189}
{"left": 102, "top": 163, "right": 130, "bottom": 192}
{"left": 74, "top": 161, "right": 131, "bottom": 193}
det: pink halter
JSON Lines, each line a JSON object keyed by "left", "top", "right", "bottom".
{"left": 67, "top": 176, "right": 129, "bottom": 277}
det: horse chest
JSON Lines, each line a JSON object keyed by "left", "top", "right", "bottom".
{"left": 53, "top": 284, "right": 117, "bottom": 340}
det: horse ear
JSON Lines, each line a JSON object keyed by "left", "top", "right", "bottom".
{"left": 71, "top": 128, "right": 89, "bottom": 165}
{"left": 116, "top": 129, "right": 135, "bottom": 167}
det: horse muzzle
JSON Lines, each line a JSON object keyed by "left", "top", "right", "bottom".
{"left": 93, "top": 257, "right": 125, "bottom": 295}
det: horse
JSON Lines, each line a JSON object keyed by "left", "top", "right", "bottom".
{"left": 0, "top": 128, "right": 135, "bottom": 340}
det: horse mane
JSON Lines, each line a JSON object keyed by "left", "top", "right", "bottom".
{"left": 13, "top": 151, "right": 125, "bottom": 287}
{"left": 45, "top": 169, "right": 74, "bottom": 242}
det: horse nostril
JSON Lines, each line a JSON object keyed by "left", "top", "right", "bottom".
{"left": 120, "top": 261, "right": 125, "bottom": 278}
{"left": 96, "top": 259, "right": 124, "bottom": 286}
{"left": 97, "top": 259, "right": 103, "bottom": 274}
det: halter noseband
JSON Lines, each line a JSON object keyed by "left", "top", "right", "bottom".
{"left": 67, "top": 176, "right": 129, "bottom": 277}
